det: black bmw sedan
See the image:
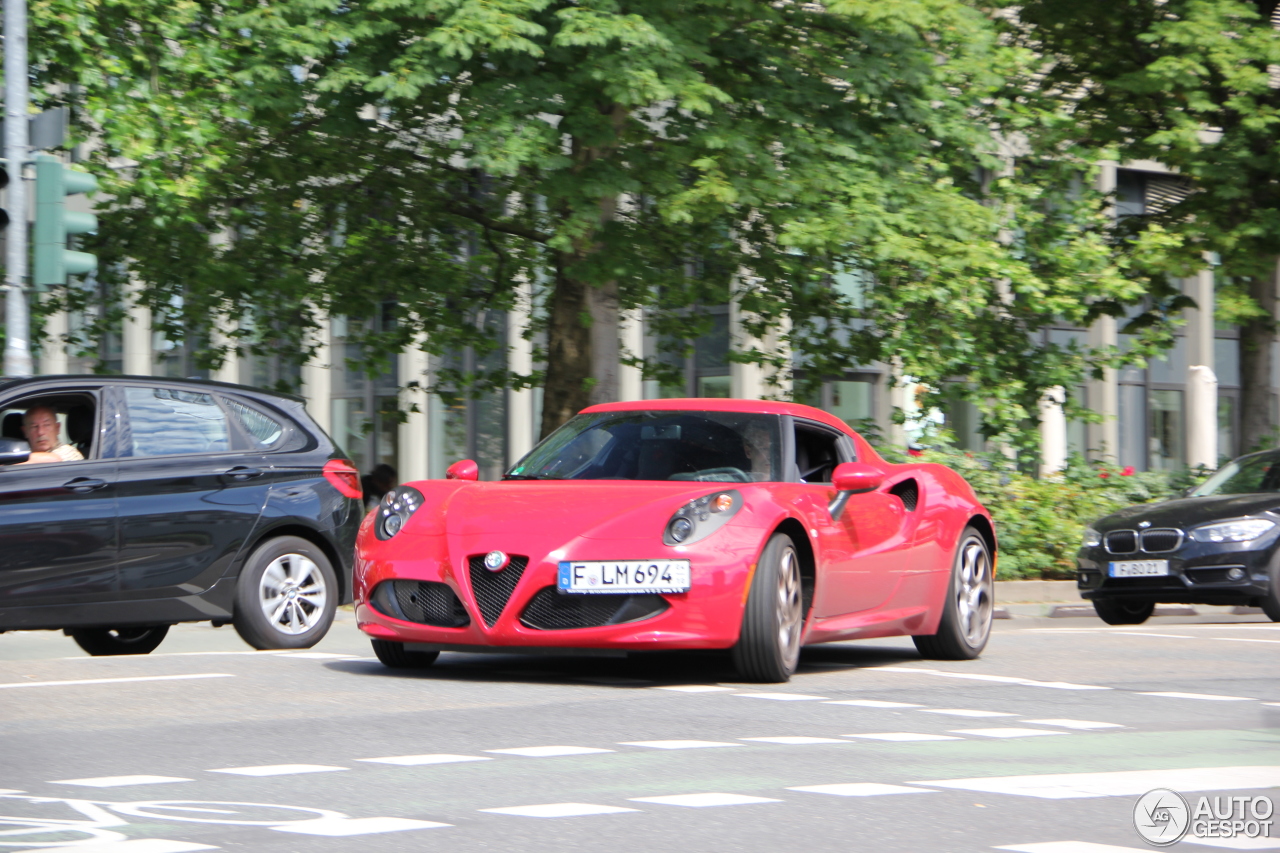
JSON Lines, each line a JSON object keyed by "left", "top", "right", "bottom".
{"left": 1078, "top": 450, "right": 1280, "bottom": 624}
{"left": 0, "top": 375, "right": 364, "bottom": 655}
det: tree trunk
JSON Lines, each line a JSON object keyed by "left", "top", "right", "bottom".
{"left": 1238, "top": 256, "right": 1279, "bottom": 453}
{"left": 538, "top": 268, "right": 620, "bottom": 439}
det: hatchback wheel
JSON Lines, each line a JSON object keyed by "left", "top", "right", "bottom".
{"left": 233, "top": 536, "right": 337, "bottom": 650}
{"left": 70, "top": 625, "right": 170, "bottom": 656}
{"left": 732, "top": 532, "right": 804, "bottom": 682}
{"left": 914, "top": 526, "right": 994, "bottom": 660}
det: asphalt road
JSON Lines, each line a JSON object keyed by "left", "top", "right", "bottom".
{"left": 1, "top": 610, "right": 1277, "bottom": 853}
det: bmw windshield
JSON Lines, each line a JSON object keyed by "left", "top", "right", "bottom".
{"left": 1190, "top": 450, "right": 1280, "bottom": 496}
{"left": 506, "top": 411, "right": 783, "bottom": 482}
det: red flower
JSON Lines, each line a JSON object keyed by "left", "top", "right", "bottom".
{"left": 907, "top": 448, "right": 922, "bottom": 457}
{"left": 1099, "top": 472, "right": 1110, "bottom": 479}
{"left": 1121, "top": 466, "right": 1135, "bottom": 476}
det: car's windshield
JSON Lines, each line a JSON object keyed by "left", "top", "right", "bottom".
{"left": 507, "top": 411, "right": 783, "bottom": 482}
{"left": 1190, "top": 450, "right": 1280, "bottom": 496}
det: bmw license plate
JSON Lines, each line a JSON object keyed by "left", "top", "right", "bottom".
{"left": 557, "top": 560, "right": 691, "bottom": 594}
{"left": 1108, "top": 560, "right": 1169, "bottom": 578}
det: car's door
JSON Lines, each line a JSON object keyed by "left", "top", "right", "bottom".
{"left": 112, "top": 384, "right": 271, "bottom": 600}
{"left": 786, "top": 420, "right": 911, "bottom": 617}
{"left": 0, "top": 387, "right": 120, "bottom": 608}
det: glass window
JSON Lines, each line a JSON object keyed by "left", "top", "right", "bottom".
{"left": 123, "top": 387, "right": 229, "bottom": 457}
{"left": 1118, "top": 384, "right": 1146, "bottom": 470}
{"left": 1148, "top": 336, "right": 1187, "bottom": 384}
{"left": 1218, "top": 396, "right": 1236, "bottom": 462}
{"left": 1148, "top": 389, "right": 1184, "bottom": 470}
{"left": 225, "top": 399, "right": 284, "bottom": 449}
{"left": 1191, "top": 450, "right": 1280, "bottom": 496}
{"left": 1214, "top": 338, "right": 1240, "bottom": 387}
{"left": 509, "top": 411, "right": 783, "bottom": 483}
{"left": 697, "top": 376, "right": 731, "bottom": 398}
{"left": 830, "top": 380, "right": 873, "bottom": 424}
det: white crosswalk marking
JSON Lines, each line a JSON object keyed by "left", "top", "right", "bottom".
{"left": 1138, "top": 692, "right": 1254, "bottom": 701}
{"left": 949, "top": 728, "right": 1068, "bottom": 738}
{"left": 921, "top": 709, "right": 1019, "bottom": 718}
{"left": 845, "top": 732, "right": 962, "bottom": 741}
{"left": 273, "top": 817, "right": 450, "bottom": 835}
{"left": 485, "top": 746, "right": 613, "bottom": 757}
{"left": 788, "top": 783, "right": 935, "bottom": 797}
{"left": 210, "top": 764, "right": 346, "bottom": 777}
{"left": 733, "top": 693, "right": 828, "bottom": 701}
{"left": 739, "top": 737, "right": 848, "bottom": 745}
{"left": 1021, "top": 720, "right": 1124, "bottom": 730}
{"left": 50, "top": 776, "right": 192, "bottom": 787}
{"left": 35, "top": 842, "right": 218, "bottom": 853}
{"left": 481, "top": 803, "right": 638, "bottom": 818}
{"left": 620, "top": 740, "right": 740, "bottom": 749}
{"left": 919, "top": 766, "right": 1280, "bottom": 798}
{"left": 629, "top": 793, "right": 781, "bottom": 807}
{"left": 358, "top": 754, "right": 492, "bottom": 766}
{"left": 823, "top": 699, "right": 923, "bottom": 708}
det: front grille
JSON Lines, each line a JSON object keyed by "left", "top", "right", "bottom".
{"left": 1140, "top": 528, "right": 1183, "bottom": 552}
{"left": 1185, "top": 566, "right": 1246, "bottom": 585}
{"left": 468, "top": 555, "right": 529, "bottom": 626}
{"left": 1105, "top": 530, "right": 1137, "bottom": 554}
{"left": 520, "top": 587, "right": 670, "bottom": 630}
{"left": 370, "top": 580, "right": 470, "bottom": 627}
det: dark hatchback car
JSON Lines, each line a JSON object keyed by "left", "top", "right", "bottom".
{"left": 0, "top": 375, "right": 363, "bottom": 655}
{"left": 1078, "top": 449, "right": 1280, "bottom": 624}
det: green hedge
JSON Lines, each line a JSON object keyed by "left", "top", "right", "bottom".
{"left": 876, "top": 441, "right": 1199, "bottom": 580}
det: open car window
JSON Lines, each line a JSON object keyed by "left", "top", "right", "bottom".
{"left": 0, "top": 393, "right": 98, "bottom": 461}
{"left": 507, "top": 411, "right": 783, "bottom": 482}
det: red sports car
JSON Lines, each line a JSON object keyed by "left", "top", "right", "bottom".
{"left": 353, "top": 399, "right": 996, "bottom": 682}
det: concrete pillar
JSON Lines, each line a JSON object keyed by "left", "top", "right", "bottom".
{"left": 1088, "top": 162, "right": 1120, "bottom": 461}
{"left": 122, "top": 277, "right": 152, "bottom": 376}
{"left": 398, "top": 344, "right": 430, "bottom": 482}
{"left": 210, "top": 322, "right": 239, "bottom": 384}
{"left": 887, "top": 360, "right": 909, "bottom": 448}
{"left": 730, "top": 273, "right": 791, "bottom": 400}
{"left": 300, "top": 316, "right": 331, "bottom": 435}
{"left": 1185, "top": 268, "right": 1218, "bottom": 469}
{"left": 1039, "top": 386, "right": 1068, "bottom": 476}
{"left": 507, "top": 282, "right": 536, "bottom": 462}
{"left": 39, "top": 309, "right": 69, "bottom": 375}
{"left": 618, "top": 308, "right": 644, "bottom": 402}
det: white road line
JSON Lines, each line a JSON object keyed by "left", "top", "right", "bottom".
{"left": 1138, "top": 691, "right": 1255, "bottom": 701}
{"left": 0, "top": 789, "right": 24, "bottom": 794}
{"left": 995, "top": 843, "right": 1151, "bottom": 852}
{"left": 210, "top": 764, "right": 347, "bottom": 777}
{"left": 50, "top": 776, "right": 192, "bottom": 787}
{"left": 872, "top": 667, "right": 1111, "bottom": 691}
{"left": 788, "top": 783, "right": 935, "bottom": 797}
{"left": 620, "top": 740, "right": 740, "bottom": 750}
{"left": 655, "top": 685, "right": 733, "bottom": 693}
{"left": 949, "top": 728, "right": 1068, "bottom": 739}
{"left": 1184, "top": 836, "right": 1280, "bottom": 850}
{"left": 920, "top": 709, "right": 1019, "bottom": 718}
{"left": 484, "top": 746, "right": 614, "bottom": 757}
{"left": 358, "top": 754, "right": 492, "bottom": 766}
{"left": 824, "top": 699, "right": 923, "bottom": 708}
{"left": 845, "top": 732, "right": 962, "bottom": 742}
{"left": 739, "top": 737, "right": 848, "bottom": 745}
{"left": 917, "top": 766, "right": 1280, "bottom": 798}
{"left": 1211, "top": 637, "right": 1280, "bottom": 645}
{"left": 1110, "top": 632, "right": 1195, "bottom": 639}
{"left": 273, "top": 817, "right": 450, "bottom": 835}
{"left": 733, "top": 693, "right": 828, "bottom": 701}
{"left": 0, "top": 674, "right": 233, "bottom": 690}
{"left": 272, "top": 652, "right": 358, "bottom": 660}
{"left": 481, "top": 803, "right": 638, "bottom": 818}
{"left": 1021, "top": 720, "right": 1124, "bottom": 730}
{"left": 629, "top": 793, "right": 781, "bottom": 808}
{"left": 36, "top": 842, "right": 218, "bottom": 853}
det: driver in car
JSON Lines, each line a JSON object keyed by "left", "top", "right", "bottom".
{"left": 20, "top": 405, "right": 84, "bottom": 464}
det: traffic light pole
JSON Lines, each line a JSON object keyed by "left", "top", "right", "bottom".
{"left": 3, "top": 0, "right": 30, "bottom": 377}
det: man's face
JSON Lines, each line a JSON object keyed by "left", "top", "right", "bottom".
{"left": 22, "top": 408, "right": 60, "bottom": 453}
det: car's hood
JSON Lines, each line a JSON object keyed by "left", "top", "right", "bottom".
{"left": 1098, "top": 493, "right": 1280, "bottom": 530}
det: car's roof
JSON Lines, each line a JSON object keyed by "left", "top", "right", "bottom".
{"left": 0, "top": 374, "right": 306, "bottom": 404}
{"left": 582, "top": 398, "right": 856, "bottom": 436}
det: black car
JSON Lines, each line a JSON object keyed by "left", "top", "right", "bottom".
{"left": 1078, "top": 449, "right": 1280, "bottom": 624}
{"left": 0, "top": 375, "right": 363, "bottom": 655}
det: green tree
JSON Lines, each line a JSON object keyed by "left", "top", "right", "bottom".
{"left": 1013, "top": 0, "right": 1280, "bottom": 453}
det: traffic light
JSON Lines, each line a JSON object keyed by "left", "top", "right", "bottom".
{"left": 33, "top": 153, "right": 97, "bottom": 289}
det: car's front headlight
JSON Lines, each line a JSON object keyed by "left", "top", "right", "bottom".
{"left": 1189, "top": 518, "right": 1277, "bottom": 543}
{"left": 663, "top": 490, "right": 743, "bottom": 546}
{"left": 1082, "top": 527, "right": 1102, "bottom": 548}
{"left": 375, "top": 486, "right": 424, "bottom": 540}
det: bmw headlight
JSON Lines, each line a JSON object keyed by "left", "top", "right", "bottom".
{"left": 1082, "top": 527, "right": 1102, "bottom": 548}
{"left": 375, "top": 486, "right": 424, "bottom": 540}
{"left": 663, "top": 490, "right": 742, "bottom": 546}
{"left": 1189, "top": 518, "right": 1276, "bottom": 543}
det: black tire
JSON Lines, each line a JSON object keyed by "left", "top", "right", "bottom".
{"left": 232, "top": 536, "right": 338, "bottom": 650}
{"left": 732, "top": 532, "right": 805, "bottom": 683}
{"left": 1092, "top": 598, "right": 1155, "bottom": 625}
{"left": 371, "top": 639, "right": 440, "bottom": 668}
{"left": 913, "top": 526, "right": 994, "bottom": 660}
{"left": 70, "top": 625, "right": 170, "bottom": 656}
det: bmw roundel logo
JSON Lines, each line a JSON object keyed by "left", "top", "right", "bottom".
{"left": 484, "top": 550, "right": 509, "bottom": 572}
{"left": 1138, "top": 520, "right": 1152, "bottom": 529}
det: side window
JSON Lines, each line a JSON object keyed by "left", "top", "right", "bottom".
{"left": 794, "top": 424, "right": 847, "bottom": 484}
{"left": 122, "top": 387, "right": 230, "bottom": 457}
{"left": 224, "top": 398, "right": 285, "bottom": 450}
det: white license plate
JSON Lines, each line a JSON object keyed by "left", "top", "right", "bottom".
{"left": 557, "top": 560, "right": 691, "bottom": 594}
{"left": 1108, "top": 560, "right": 1169, "bottom": 577}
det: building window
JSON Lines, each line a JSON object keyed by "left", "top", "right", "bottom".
{"left": 329, "top": 309, "right": 400, "bottom": 480}
{"left": 1148, "top": 389, "right": 1184, "bottom": 470}
{"left": 427, "top": 309, "right": 508, "bottom": 480}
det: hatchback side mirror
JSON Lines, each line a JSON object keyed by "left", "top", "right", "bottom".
{"left": 0, "top": 437, "right": 30, "bottom": 466}
{"left": 829, "top": 462, "right": 885, "bottom": 518}
{"left": 446, "top": 459, "right": 479, "bottom": 481}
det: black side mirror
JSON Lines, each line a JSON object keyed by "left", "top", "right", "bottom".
{"left": 0, "top": 437, "right": 31, "bottom": 465}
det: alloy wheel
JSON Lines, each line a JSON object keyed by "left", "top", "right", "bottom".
{"left": 258, "top": 553, "right": 329, "bottom": 635}
{"left": 955, "top": 538, "right": 993, "bottom": 646}
{"left": 775, "top": 546, "right": 803, "bottom": 669}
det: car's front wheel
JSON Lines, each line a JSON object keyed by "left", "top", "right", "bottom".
{"left": 371, "top": 639, "right": 440, "bottom": 669}
{"left": 1092, "top": 598, "right": 1154, "bottom": 625}
{"left": 70, "top": 625, "right": 170, "bottom": 656}
{"left": 233, "top": 536, "right": 337, "bottom": 650}
{"left": 914, "top": 526, "right": 994, "bottom": 660}
{"left": 732, "top": 532, "right": 805, "bottom": 683}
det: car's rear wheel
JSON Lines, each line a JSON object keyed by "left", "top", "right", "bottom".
{"left": 1092, "top": 598, "right": 1155, "bottom": 625}
{"left": 913, "top": 526, "right": 994, "bottom": 660}
{"left": 233, "top": 536, "right": 337, "bottom": 650}
{"left": 70, "top": 625, "right": 170, "bottom": 656}
{"left": 371, "top": 639, "right": 440, "bottom": 669}
{"left": 732, "top": 532, "right": 804, "bottom": 683}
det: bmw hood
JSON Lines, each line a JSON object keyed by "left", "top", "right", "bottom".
{"left": 1097, "top": 493, "right": 1280, "bottom": 531}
